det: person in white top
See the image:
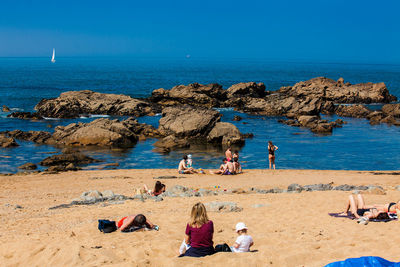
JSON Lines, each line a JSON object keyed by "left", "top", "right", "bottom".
{"left": 186, "top": 154, "right": 193, "bottom": 168}
{"left": 231, "top": 222, "right": 254, "bottom": 252}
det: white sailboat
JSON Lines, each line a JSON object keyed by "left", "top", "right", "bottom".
{"left": 51, "top": 48, "right": 56, "bottom": 63}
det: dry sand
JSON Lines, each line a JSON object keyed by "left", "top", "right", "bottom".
{"left": 1, "top": 169, "right": 400, "bottom": 266}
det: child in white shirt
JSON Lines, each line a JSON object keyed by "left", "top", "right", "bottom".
{"left": 231, "top": 222, "right": 254, "bottom": 252}
{"left": 186, "top": 154, "right": 193, "bottom": 168}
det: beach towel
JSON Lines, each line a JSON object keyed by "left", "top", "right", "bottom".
{"left": 325, "top": 256, "right": 400, "bottom": 267}
{"left": 328, "top": 213, "right": 397, "bottom": 223}
{"left": 121, "top": 225, "right": 159, "bottom": 232}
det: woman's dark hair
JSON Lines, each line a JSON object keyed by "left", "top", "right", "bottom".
{"left": 268, "top": 141, "right": 273, "bottom": 146}
{"left": 154, "top": 181, "right": 164, "bottom": 193}
{"left": 233, "top": 158, "right": 238, "bottom": 162}
{"left": 234, "top": 150, "right": 239, "bottom": 154}
{"left": 222, "top": 158, "right": 227, "bottom": 162}
{"left": 183, "top": 155, "right": 188, "bottom": 160}
{"left": 133, "top": 214, "right": 147, "bottom": 226}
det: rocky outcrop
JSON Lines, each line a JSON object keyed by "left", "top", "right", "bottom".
{"left": 382, "top": 103, "right": 400, "bottom": 118}
{"left": 279, "top": 116, "right": 344, "bottom": 134}
{"left": 153, "top": 135, "right": 190, "bottom": 153}
{"left": 158, "top": 106, "right": 220, "bottom": 138}
{"left": 52, "top": 117, "right": 160, "bottom": 147}
{"left": 150, "top": 83, "right": 226, "bottom": 108}
{"left": 278, "top": 77, "right": 397, "bottom": 104}
{"left": 226, "top": 82, "right": 266, "bottom": 98}
{"left": 0, "top": 134, "right": 19, "bottom": 148}
{"left": 18, "top": 163, "right": 37, "bottom": 170}
{"left": 207, "top": 122, "right": 244, "bottom": 145}
{"left": 242, "top": 95, "right": 331, "bottom": 117}
{"left": 2, "top": 105, "right": 10, "bottom": 112}
{"left": 40, "top": 152, "right": 99, "bottom": 167}
{"left": 4, "top": 130, "right": 52, "bottom": 144}
{"left": 7, "top": 112, "right": 43, "bottom": 120}
{"left": 335, "top": 104, "right": 371, "bottom": 118}
{"left": 35, "top": 90, "right": 155, "bottom": 118}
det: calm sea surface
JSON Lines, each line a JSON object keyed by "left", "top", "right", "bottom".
{"left": 1, "top": 57, "right": 400, "bottom": 173}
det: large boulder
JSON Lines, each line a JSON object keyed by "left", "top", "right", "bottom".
{"left": 0, "top": 134, "right": 19, "bottom": 148}
{"left": 335, "top": 104, "right": 371, "bottom": 118}
{"left": 158, "top": 106, "right": 221, "bottom": 138}
{"left": 150, "top": 83, "right": 226, "bottom": 108}
{"left": 278, "top": 77, "right": 397, "bottom": 104}
{"left": 35, "top": 90, "right": 155, "bottom": 118}
{"left": 52, "top": 117, "right": 159, "bottom": 147}
{"left": 207, "top": 122, "right": 244, "bottom": 145}
{"left": 226, "top": 82, "right": 266, "bottom": 98}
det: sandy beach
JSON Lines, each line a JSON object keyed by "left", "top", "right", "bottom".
{"left": 1, "top": 169, "right": 400, "bottom": 266}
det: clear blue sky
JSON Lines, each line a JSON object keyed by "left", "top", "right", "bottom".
{"left": 0, "top": 0, "right": 399, "bottom": 63}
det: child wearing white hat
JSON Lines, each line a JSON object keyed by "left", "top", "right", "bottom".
{"left": 231, "top": 222, "right": 254, "bottom": 253}
{"left": 186, "top": 154, "right": 193, "bottom": 168}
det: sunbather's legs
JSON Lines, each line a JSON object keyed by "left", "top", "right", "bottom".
{"left": 357, "top": 194, "right": 366, "bottom": 209}
{"left": 348, "top": 195, "right": 358, "bottom": 216}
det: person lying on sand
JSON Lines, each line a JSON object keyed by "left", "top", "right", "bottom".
{"left": 210, "top": 158, "right": 235, "bottom": 175}
{"left": 143, "top": 181, "right": 166, "bottom": 196}
{"left": 341, "top": 194, "right": 400, "bottom": 224}
{"left": 178, "top": 155, "right": 197, "bottom": 174}
{"left": 117, "top": 214, "right": 158, "bottom": 232}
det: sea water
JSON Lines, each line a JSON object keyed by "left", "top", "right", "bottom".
{"left": 0, "top": 57, "right": 399, "bottom": 173}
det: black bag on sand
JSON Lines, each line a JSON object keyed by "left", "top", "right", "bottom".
{"left": 98, "top": 219, "right": 117, "bottom": 233}
{"left": 215, "top": 243, "right": 232, "bottom": 252}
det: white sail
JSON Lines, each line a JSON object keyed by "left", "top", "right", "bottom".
{"left": 51, "top": 48, "right": 56, "bottom": 63}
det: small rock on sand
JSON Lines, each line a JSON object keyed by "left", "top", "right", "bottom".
{"left": 204, "top": 201, "right": 243, "bottom": 212}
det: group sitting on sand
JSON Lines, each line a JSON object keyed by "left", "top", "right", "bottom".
{"left": 100, "top": 201, "right": 254, "bottom": 258}
{"left": 210, "top": 147, "right": 242, "bottom": 175}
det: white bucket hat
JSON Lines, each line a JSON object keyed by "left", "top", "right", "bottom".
{"left": 187, "top": 154, "right": 192, "bottom": 159}
{"left": 235, "top": 222, "right": 247, "bottom": 232}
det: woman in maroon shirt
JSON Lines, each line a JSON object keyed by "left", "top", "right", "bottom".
{"left": 182, "top": 202, "right": 215, "bottom": 257}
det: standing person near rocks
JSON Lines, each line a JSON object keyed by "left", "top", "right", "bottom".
{"left": 180, "top": 202, "right": 215, "bottom": 257}
{"left": 225, "top": 147, "right": 233, "bottom": 162}
{"left": 178, "top": 155, "right": 196, "bottom": 174}
{"left": 268, "top": 141, "right": 278, "bottom": 170}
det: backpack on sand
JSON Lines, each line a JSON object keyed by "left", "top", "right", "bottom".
{"left": 98, "top": 219, "right": 117, "bottom": 233}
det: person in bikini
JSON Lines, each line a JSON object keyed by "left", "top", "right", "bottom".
{"left": 225, "top": 147, "right": 233, "bottom": 162}
{"left": 341, "top": 194, "right": 400, "bottom": 224}
{"left": 143, "top": 181, "right": 166, "bottom": 196}
{"left": 267, "top": 141, "right": 278, "bottom": 170}
{"left": 178, "top": 155, "right": 197, "bottom": 174}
